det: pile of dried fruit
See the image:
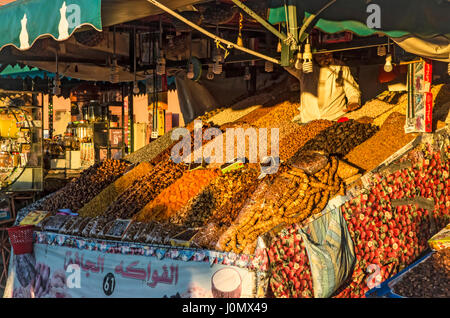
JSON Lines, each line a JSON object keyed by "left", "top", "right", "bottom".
{"left": 292, "top": 120, "right": 379, "bottom": 159}
{"left": 170, "top": 167, "right": 260, "bottom": 228}
{"left": 218, "top": 157, "right": 344, "bottom": 255}
{"left": 345, "top": 113, "right": 418, "bottom": 172}
{"left": 345, "top": 90, "right": 407, "bottom": 124}
{"left": 125, "top": 131, "right": 176, "bottom": 164}
{"left": 252, "top": 101, "right": 299, "bottom": 130}
{"left": 279, "top": 120, "right": 333, "bottom": 161}
{"left": 208, "top": 105, "right": 261, "bottom": 126}
{"left": 79, "top": 162, "right": 153, "bottom": 218}
{"left": 39, "top": 159, "right": 130, "bottom": 214}
{"left": 392, "top": 248, "right": 450, "bottom": 298}
{"left": 135, "top": 168, "right": 221, "bottom": 222}
{"left": 101, "top": 158, "right": 187, "bottom": 220}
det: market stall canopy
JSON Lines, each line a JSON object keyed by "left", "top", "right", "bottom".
{"left": 0, "top": 64, "right": 53, "bottom": 79}
{"left": 268, "top": 0, "right": 450, "bottom": 62}
{"left": 0, "top": 0, "right": 205, "bottom": 51}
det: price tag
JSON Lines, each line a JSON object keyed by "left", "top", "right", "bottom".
{"left": 20, "top": 210, "right": 50, "bottom": 226}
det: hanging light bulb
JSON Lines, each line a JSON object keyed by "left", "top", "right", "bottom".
{"left": 110, "top": 58, "right": 120, "bottom": 83}
{"left": 133, "top": 81, "right": 140, "bottom": 94}
{"left": 53, "top": 75, "right": 61, "bottom": 95}
{"left": 156, "top": 51, "right": 166, "bottom": 76}
{"left": 236, "top": 13, "right": 244, "bottom": 47}
{"left": 302, "top": 40, "right": 313, "bottom": 74}
{"left": 213, "top": 60, "right": 222, "bottom": 75}
{"left": 265, "top": 61, "right": 274, "bottom": 73}
{"left": 277, "top": 40, "right": 282, "bottom": 53}
{"left": 187, "top": 62, "right": 195, "bottom": 79}
{"left": 244, "top": 66, "right": 251, "bottom": 81}
{"left": 294, "top": 51, "right": 303, "bottom": 70}
{"left": 207, "top": 64, "right": 214, "bottom": 80}
{"left": 377, "top": 45, "right": 386, "bottom": 57}
{"left": 384, "top": 54, "right": 393, "bottom": 73}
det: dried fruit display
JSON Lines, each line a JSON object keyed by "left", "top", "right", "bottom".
{"left": 78, "top": 162, "right": 153, "bottom": 218}
{"left": 135, "top": 168, "right": 221, "bottom": 222}
{"left": 279, "top": 120, "right": 333, "bottom": 161}
{"left": 170, "top": 167, "right": 260, "bottom": 228}
{"left": 218, "top": 157, "right": 344, "bottom": 255}
{"left": 345, "top": 91, "right": 407, "bottom": 123}
{"left": 209, "top": 105, "right": 261, "bottom": 126}
{"left": 101, "top": 158, "right": 187, "bottom": 221}
{"left": 38, "top": 159, "right": 130, "bottom": 214}
{"left": 252, "top": 101, "right": 299, "bottom": 130}
{"left": 233, "top": 105, "right": 277, "bottom": 125}
{"left": 392, "top": 248, "right": 450, "bottom": 298}
{"left": 345, "top": 113, "right": 419, "bottom": 172}
{"left": 124, "top": 131, "right": 176, "bottom": 165}
{"left": 292, "top": 120, "right": 379, "bottom": 160}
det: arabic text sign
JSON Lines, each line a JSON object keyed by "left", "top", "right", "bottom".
{"left": 11, "top": 243, "right": 256, "bottom": 298}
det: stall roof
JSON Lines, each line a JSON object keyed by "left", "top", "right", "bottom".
{"left": 0, "top": 64, "right": 54, "bottom": 79}
{"left": 268, "top": 0, "right": 450, "bottom": 62}
{"left": 0, "top": 0, "right": 205, "bottom": 52}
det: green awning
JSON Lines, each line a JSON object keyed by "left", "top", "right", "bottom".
{"left": 0, "top": 0, "right": 207, "bottom": 52}
{"left": 0, "top": 64, "right": 54, "bottom": 79}
{"left": 0, "top": 0, "right": 102, "bottom": 51}
{"left": 268, "top": 0, "right": 450, "bottom": 39}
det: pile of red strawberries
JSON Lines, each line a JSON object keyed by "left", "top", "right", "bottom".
{"left": 268, "top": 143, "right": 449, "bottom": 298}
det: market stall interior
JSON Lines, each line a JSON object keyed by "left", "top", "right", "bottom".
{"left": 0, "top": 0, "right": 449, "bottom": 298}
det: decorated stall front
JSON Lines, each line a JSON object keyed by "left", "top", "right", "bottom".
{"left": 3, "top": 82, "right": 449, "bottom": 297}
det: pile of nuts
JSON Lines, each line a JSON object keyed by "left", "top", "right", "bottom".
{"left": 393, "top": 248, "right": 450, "bottom": 297}
{"left": 345, "top": 113, "right": 418, "bottom": 172}
{"left": 39, "top": 159, "right": 130, "bottom": 214}
{"left": 279, "top": 120, "right": 333, "bottom": 161}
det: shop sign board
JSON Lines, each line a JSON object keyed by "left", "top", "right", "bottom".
{"left": 6, "top": 232, "right": 263, "bottom": 298}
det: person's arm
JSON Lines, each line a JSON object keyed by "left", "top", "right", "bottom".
{"left": 341, "top": 66, "right": 361, "bottom": 112}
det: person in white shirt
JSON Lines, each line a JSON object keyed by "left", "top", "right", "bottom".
{"left": 286, "top": 52, "right": 362, "bottom": 123}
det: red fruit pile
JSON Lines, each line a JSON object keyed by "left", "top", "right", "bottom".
{"left": 268, "top": 224, "right": 314, "bottom": 298}
{"left": 267, "top": 143, "right": 449, "bottom": 298}
{"left": 336, "top": 144, "right": 449, "bottom": 297}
